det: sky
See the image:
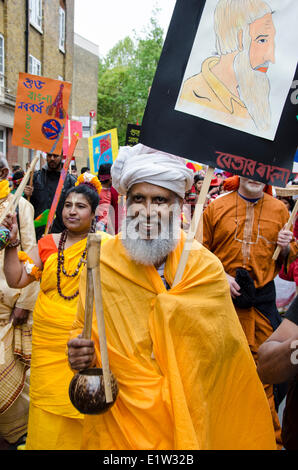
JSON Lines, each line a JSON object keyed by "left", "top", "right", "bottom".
{"left": 74, "top": 0, "right": 177, "bottom": 58}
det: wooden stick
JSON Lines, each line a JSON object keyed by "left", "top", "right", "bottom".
{"left": 82, "top": 234, "right": 95, "bottom": 340}
{"left": 27, "top": 158, "right": 36, "bottom": 203}
{"left": 68, "top": 119, "right": 71, "bottom": 174}
{"left": 90, "top": 233, "right": 113, "bottom": 403}
{"left": 0, "top": 154, "right": 39, "bottom": 225}
{"left": 44, "top": 133, "right": 79, "bottom": 236}
{"left": 172, "top": 166, "right": 215, "bottom": 287}
{"left": 272, "top": 199, "right": 298, "bottom": 261}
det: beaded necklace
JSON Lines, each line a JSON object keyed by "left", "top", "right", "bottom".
{"left": 57, "top": 229, "right": 87, "bottom": 301}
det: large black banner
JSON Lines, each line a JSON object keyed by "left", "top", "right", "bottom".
{"left": 140, "top": 0, "right": 298, "bottom": 187}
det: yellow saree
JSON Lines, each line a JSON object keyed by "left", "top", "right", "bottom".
{"left": 25, "top": 233, "right": 110, "bottom": 450}
{"left": 71, "top": 232, "right": 276, "bottom": 450}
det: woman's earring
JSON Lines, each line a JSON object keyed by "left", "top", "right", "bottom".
{"left": 90, "top": 218, "right": 96, "bottom": 233}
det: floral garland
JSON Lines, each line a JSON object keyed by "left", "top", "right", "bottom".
{"left": 75, "top": 172, "right": 102, "bottom": 195}
{"left": 18, "top": 251, "right": 42, "bottom": 281}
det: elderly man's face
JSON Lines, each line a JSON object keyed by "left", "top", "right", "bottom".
{"left": 239, "top": 177, "right": 266, "bottom": 198}
{"left": 121, "top": 182, "right": 182, "bottom": 266}
{"left": 127, "top": 182, "right": 180, "bottom": 240}
{"left": 249, "top": 13, "right": 276, "bottom": 72}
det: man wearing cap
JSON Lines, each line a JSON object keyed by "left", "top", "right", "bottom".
{"left": 67, "top": 144, "right": 276, "bottom": 450}
{"left": 24, "top": 151, "right": 76, "bottom": 240}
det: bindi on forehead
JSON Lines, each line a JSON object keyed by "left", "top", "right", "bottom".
{"left": 65, "top": 194, "right": 88, "bottom": 206}
{"left": 70, "top": 195, "right": 79, "bottom": 204}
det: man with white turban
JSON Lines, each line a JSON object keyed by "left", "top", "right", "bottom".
{"left": 67, "top": 144, "right": 276, "bottom": 450}
{"left": 111, "top": 144, "right": 193, "bottom": 200}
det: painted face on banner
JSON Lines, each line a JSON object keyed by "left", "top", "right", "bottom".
{"left": 249, "top": 13, "right": 276, "bottom": 72}
{"left": 234, "top": 13, "right": 276, "bottom": 131}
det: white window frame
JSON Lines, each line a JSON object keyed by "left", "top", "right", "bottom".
{"left": 0, "top": 127, "right": 7, "bottom": 156}
{"left": 0, "top": 34, "right": 4, "bottom": 89}
{"left": 29, "top": 55, "right": 42, "bottom": 76}
{"left": 29, "top": 0, "right": 43, "bottom": 31}
{"left": 59, "top": 7, "right": 66, "bottom": 53}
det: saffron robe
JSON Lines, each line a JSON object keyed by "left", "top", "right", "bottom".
{"left": 71, "top": 232, "right": 276, "bottom": 450}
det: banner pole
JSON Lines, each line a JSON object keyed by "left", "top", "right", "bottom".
{"left": 44, "top": 133, "right": 79, "bottom": 236}
{"left": 172, "top": 166, "right": 214, "bottom": 287}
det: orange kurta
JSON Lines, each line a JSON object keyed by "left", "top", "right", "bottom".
{"left": 203, "top": 191, "right": 297, "bottom": 448}
{"left": 70, "top": 232, "right": 276, "bottom": 450}
{"left": 203, "top": 191, "right": 297, "bottom": 288}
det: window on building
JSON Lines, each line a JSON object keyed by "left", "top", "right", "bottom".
{"left": 0, "top": 127, "right": 6, "bottom": 156}
{"left": 59, "top": 6, "right": 66, "bottom": 52}
{"left": 29, "top": 55, "right": 42, "bottom": 76}
{"left": 29, "top": 0, "right": 43, "bottom": 31}
{"left": 0, "top": 34, "right": 4, "bottom": 89}
{"left": 58, "top": 75, "right": 64, "bottom": 81}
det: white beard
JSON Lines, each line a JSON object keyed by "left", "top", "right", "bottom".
{"left": 240, "top": 178, "right": 265, "bottom": 196}
{"left": 120, "top": 205, "right": 181, "bottom": 266}
{"left": 234, "top": 48, "right": 271, "bottom": 131}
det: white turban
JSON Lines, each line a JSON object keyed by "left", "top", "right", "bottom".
{"left": 111, "top": 144, "right": 194, "bottom": 199}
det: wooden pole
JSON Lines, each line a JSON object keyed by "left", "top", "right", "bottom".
{"left": 0, "top": 154, "right": 39, "bottom": 225}
{"left": 172, "top": 166, "right": 214, "bottom": 287}
{"left": 90, "top": 233, "right": 113, "bottom": 403}
{"left": 44, "top": 133, "right": 79, "bottom": 236}
{"left": 272, "top": 199, "right": 298, "bottom": 261}
{"left": 82, "top": 234, "right": 95, "bottom": 340}
{"left": 27, "top": 153, "right": 37, "bottom": 202}
{"left": 68, "top": 119, "right": 72, "bottom": 174}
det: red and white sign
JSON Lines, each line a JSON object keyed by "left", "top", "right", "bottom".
{"left": 63, "top": 120, "right": 82, "bottom": 158}
{"left": 89, "top": 110, "right": 96, "bottom": 119}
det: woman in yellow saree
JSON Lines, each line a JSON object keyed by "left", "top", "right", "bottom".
{"left": 3, "top": 173, "right": 110, "bottom": 450}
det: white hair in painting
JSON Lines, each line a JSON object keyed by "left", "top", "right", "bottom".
{"left": 214, "top": 0, "right": 272, "bottom": 55}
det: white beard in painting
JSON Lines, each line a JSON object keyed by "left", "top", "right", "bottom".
{"left": 234, "top": 42, "right": 271, "bottom": 131}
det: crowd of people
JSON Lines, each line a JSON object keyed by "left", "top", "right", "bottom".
{"left": 0, "top": 143, "right": 297, "bottom": 451}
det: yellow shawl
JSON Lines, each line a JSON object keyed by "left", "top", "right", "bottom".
{"left": 30, "top": 233, "right": 110, "bottom": 419}
{"left": 71, "top": 232, "right": 276, "bottom": 450}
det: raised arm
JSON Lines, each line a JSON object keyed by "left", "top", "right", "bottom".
{"left": 3, "top": 213, "right": 42, "bottom": 289}
{"left": 257, "top": 318, "right": 298, "bottom": 384}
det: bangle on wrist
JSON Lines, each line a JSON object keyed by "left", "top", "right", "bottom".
{"left": 6, "top": 238, "right": 21, "bottom": 248}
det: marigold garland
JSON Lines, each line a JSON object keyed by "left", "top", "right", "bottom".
{"left": 18, "top": 251, "right": 42, "bottom": 281}
{"left": 75, "top": 172, "right": 102, "bottom": 195}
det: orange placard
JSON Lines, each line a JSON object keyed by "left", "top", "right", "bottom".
{"left": 12, "top": 73, "right": 72, "bottom": 154}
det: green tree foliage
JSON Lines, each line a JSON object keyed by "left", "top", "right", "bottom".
{"left": 97, "top": 11, "right": 164, "bottom": 146}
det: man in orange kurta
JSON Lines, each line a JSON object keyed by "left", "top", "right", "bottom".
{"left": 67, "top": 145, "right": 276, "bottom": 450}
{"left": 203, "top": 176, "right": 297, "bottom": 448}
